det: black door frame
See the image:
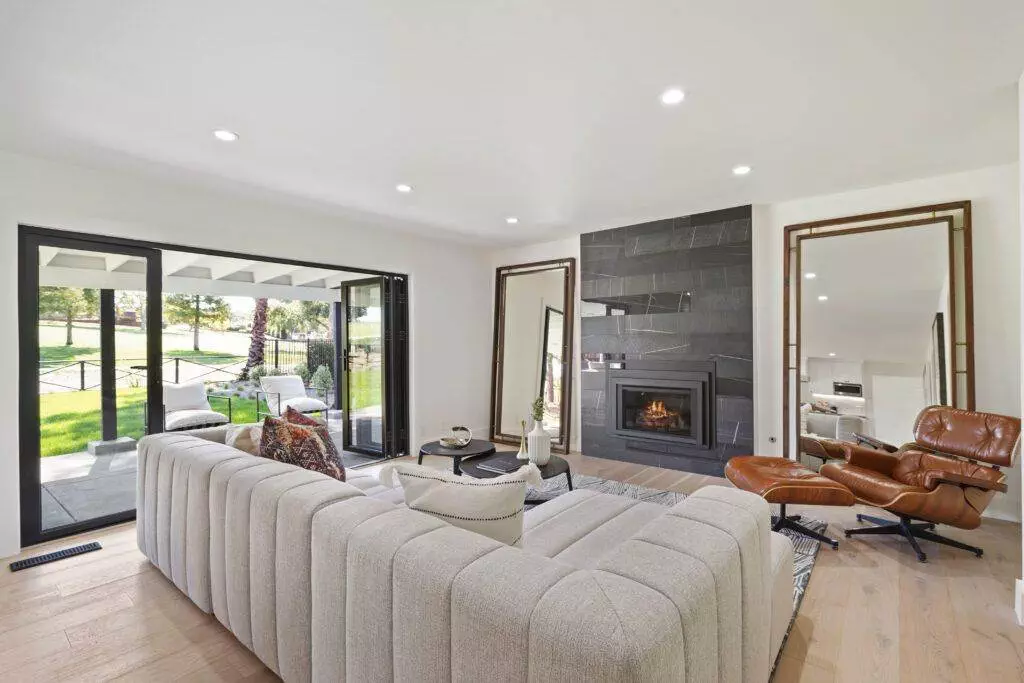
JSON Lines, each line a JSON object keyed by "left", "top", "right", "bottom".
{"left": 19, "top": 224, "right": 411, "bottom": 547}
{"left": 341, "top": 276, "right": 386, "bottom": 457}
{"left": 19, "top": 226, "right": 164, "bottom": 547}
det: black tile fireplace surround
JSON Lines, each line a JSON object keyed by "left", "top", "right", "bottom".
{"left": 580, "top": 205, "right": 754, "bottom": 476}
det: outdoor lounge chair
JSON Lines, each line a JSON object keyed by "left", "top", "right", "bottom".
{"left": 257, "top": 374, "right": 329, "bottom": 423}
{"left": 162, "top": 381, "right": 232, "bottom": 431}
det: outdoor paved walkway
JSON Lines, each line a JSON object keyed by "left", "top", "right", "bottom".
{"left": 39, "top": 425, "right": 382, "bottom": 530}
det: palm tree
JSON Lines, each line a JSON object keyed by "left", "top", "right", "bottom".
{"left": 240, "top": 298, "right": 268, "bottom": 379}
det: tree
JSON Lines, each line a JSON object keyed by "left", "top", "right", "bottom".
{"left": 240, "top": 297, "right": 268, "bottom": 380}
{"left": 39, "top": 287, "right": 98, "bottom": 345}
{"left": 267, "top": 301, "right": 303, "bottom": 339}
{"left": 297, "top": 300, "right": 330, "bottom": 334}
{"left": 164, "top": 294, "right": 230, "bottom": 351}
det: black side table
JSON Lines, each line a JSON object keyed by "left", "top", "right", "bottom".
{"left": 461, "top": 453, "right": 573, "bottom": 496}
{"left": 418, "top": 439, "right": 496, "bottom": 475}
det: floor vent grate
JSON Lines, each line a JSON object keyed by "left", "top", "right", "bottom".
{"left": 9, "top": 541, "right": 102, "bottom": 572}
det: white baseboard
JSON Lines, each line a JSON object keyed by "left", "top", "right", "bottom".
{"left": 1016, "top": 579, "right": 1024, "bottom": 627}
{"left": 982, "top": 508, "right": 1022, "bottom": 523}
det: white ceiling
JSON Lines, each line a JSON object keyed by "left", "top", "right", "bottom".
{"left": 1, "top": 2, "right": 1022, "bottom": 245}
{"left": 801, "top": 224, "right": 949, "bottom": 364}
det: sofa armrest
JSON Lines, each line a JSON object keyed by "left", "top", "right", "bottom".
{"left": 926, "top": 471, "right": 1008, "bottom": 493}
{"left": 840, "top": 443, "right": 901, "bottom": 475}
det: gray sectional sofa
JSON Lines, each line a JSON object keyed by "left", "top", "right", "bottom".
{"left": 136, "top": 429, "right": 794, "bottom": 682}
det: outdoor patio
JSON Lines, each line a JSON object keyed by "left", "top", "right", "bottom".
{"left": 40, "top": 419, "right": 383, "bottom": 530}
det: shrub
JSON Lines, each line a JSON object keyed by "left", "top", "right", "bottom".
{"left": 307, "top": 339, "right": 335, "bottom": 375}
{"left": 249, "top": 364, "right": 268, "bottom": 383}
{"left": 292, "top": 363, "right": 311, "bottom": 385}
{"left": 267, "top": 367, "right": 286, "bottom": 377}
{"left": 311, "top": 364, "right": 333, "bottom": 396}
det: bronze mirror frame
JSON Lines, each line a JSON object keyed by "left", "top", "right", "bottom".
{"left": 490, "top": 258, "right": 576, "bottom": 453}
{"left": 782, "top": 201, "right": 974, "bottom": 459}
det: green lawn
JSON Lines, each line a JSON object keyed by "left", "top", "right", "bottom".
{"left": 38, "top": 366, "right": 382, "bottom": 457}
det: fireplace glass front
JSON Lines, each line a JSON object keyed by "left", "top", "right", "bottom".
{"left": 619, "top": 387, "right": 694, "bottom": 438}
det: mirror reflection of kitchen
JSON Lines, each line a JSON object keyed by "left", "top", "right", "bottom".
{"left": 799, "top": 224, "right": 952, "bottom": 451}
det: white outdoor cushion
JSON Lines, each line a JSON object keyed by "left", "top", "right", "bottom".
{"left": 260, "top": 375, "right": 307, "bottom": 414}
{"left": 282, "top": 396, "right": 328, "bottom": 414}
{"left": 166, "top": 409, "right": 229, "bottom": 431}
{"left": 164, "top": 381, "right": 212, "bottom": 412}
{"left": 378, "top": 462, "right": 542, "bottom": 546}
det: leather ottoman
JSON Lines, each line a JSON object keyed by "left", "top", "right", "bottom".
{"left": 725, "top": 455, "right": 856, "bottom": 549}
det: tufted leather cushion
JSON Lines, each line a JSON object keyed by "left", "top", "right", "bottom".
{"left": 725, "top": 456, "right": 856, "bottom": 506}
{"left": 913, "top": 406, "right": 1021, "bottom": 467}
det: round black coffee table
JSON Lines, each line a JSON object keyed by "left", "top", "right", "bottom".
{"left": 461, "top": 453, "right": 573, "bottom": 493}
{"left": 418, "top": 439, "right": 496, "bottom": 475}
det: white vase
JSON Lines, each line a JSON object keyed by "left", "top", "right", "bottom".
{"left": 527, "top": 420, "right": 551, "bottom": 466}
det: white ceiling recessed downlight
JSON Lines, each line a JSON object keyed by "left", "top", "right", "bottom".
{"left": 505, "top": 217, "right": 519, "bottom": 225}
{"left": 212, "top": 129, "right": 239, "bottom": 142}
{"left": 732, "top": 165, "right": 752, "bottom": 176}
{"left": 804, "top": 272, "right": 817, "bottom": 279}
{"left": 817, "top": 295, "right": 829, "bottom": 301}
{"left": 395, "top": 184, "right": 413, "bottom": 193}
{"left": 659, "top": 87, "right": 685, "bottom": 106}
{"left": 829, "top": 352, "right": 836, "bottom": 357}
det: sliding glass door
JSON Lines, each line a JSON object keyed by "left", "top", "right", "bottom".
{"left": 19, "top": 228, "right": 162, "bottom": 546}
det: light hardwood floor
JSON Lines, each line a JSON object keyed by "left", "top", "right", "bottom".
{"left": 2, "top": 451, "right": 1021, "bottom": 682}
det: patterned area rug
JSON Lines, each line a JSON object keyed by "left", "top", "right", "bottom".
{"left": 526, "top": 474, "right": 823, "bottom": 670}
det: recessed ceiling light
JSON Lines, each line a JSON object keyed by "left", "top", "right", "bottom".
{"left": 660, "top": 87, "right": 685, "bottom": 106}
{"left": 212, "top": 129, "right": 239, "bottom": 142}
{"left": 505, "top": 217, "right": 519, "bottom": 225}
{"left": 732, "top": 165, "right": 752, "bottom": 176}
{"left": 829, "top": 352, "right": 836, "bottom": 357}
{"left": 395, "top": 184, "right": 413, "bottom": 193}
{"left": 804, "top": 272, "right": 817, "bottom": 279}
{"left": 818, "top": 295, "right": 829, "bottom": 301}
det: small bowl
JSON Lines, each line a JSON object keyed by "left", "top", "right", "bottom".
{"left": 439, "top": 436, "right": 470, "bottom": 449}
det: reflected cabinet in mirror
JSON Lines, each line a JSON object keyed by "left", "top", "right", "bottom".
{"left": 491, "top": 259, "right": 575, "bottom": 453}
{"left": 783, "top": 202, "right": 974, "bottom": 459}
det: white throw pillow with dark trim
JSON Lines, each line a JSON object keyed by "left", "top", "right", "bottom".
{"left": 378, "top": 462, "right": 542, "bottom": 546}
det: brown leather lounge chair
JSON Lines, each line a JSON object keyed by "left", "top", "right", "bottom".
{"left": 820, "top": 406, "right": 1020, "bottom": 562}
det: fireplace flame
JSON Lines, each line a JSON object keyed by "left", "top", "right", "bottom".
{"left": 638, "top": 399, "right": 681, "bottom": 429}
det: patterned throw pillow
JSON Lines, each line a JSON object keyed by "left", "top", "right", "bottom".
{"left": 258, "top": 416, "right": 346, "bottom": 481}
{"left": 284, "top": 405, "right": 322, "bottom": 427}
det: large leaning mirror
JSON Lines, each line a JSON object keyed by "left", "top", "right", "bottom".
{"left": 783, "top": 202, "right": 973, "bottom": 460}
{"left": 491, "top": 259, "right": 576, "bottom": 453}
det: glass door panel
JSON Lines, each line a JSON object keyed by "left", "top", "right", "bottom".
{"left": 21, "top": 230, "right": 161, "bottom": 544}
{"left": 343, "top": 280, "right": 383, "bottom": 454}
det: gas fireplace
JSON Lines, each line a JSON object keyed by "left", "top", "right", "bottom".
{"left": 622, "top": 390, "right": 693, "bottom": 437}
{"left": 606, "top": 364, "right": 713, "bottom": 450}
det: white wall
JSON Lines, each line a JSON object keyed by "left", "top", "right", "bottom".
{"left": 489, "top": 237, "right": 581, "bottom": 450}
{"left": 754, "top": 163, "right": 1022, "bottom": 521}
{"left": 0, "top": 149, "right": 495, "bottom": 558}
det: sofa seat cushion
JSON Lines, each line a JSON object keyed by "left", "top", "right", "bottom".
{"left": 523, "top": 490, "right": 668, "bottom": 568}
{"left": 346, "top": 473, "right": 407, "bottom": 505}
{"left": 166, "top": 409, "right": 229, "bottom": 431}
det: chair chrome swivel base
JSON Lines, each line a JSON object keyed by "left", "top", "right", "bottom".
{"left": 844, "top": 513, "right": 983, "bottom": 563}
